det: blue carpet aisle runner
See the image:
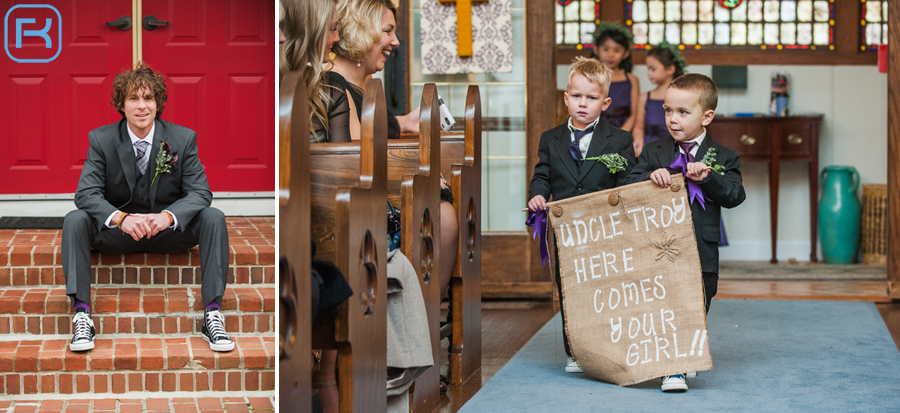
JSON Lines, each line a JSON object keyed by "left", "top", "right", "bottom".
{"left": 460, "top": 300, "right": 900, "bottom": 412}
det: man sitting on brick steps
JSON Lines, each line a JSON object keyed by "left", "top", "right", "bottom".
{"left": 62, "top": 63, "right": 233, "bottom": 352}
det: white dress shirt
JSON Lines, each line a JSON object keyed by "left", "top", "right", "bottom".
{"left": 680, "top": 129, "right": 707, "bottom": 159}
{"left": 567, "top": 116, "right": 601, "bottom": 159}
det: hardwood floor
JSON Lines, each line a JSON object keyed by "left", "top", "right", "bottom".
{"left": 436, "top": 279, "right": 900, "bottom": 413}
{"left": 436, "top": 300, "right": 556, "bottom": 413}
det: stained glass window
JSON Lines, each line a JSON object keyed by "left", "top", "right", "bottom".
{"left": 556, "top": 0, "right": 602, "bottom": 49}
{"left": 627, "top": 0, "right": 835, "bottom": 50}
{"left": 860, "top": 0, "right": 888, "bottom": 51}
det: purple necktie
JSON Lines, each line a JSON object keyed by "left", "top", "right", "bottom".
{"left": 135, "top": 140, "right": 150, "bottom": 175}
{"left": 570, "top": 126, "right": 594, "bottom": 164}
{"left": 669, "top": 140, "right": 706, "bottom": 209}
{"left": 679, "top": 141, "right": 697, "bottom": 163}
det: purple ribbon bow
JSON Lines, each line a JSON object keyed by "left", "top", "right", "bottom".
{"left": 525, "top": 209, "right": 552, "bottom": 267}
{"left": 668, "top": 151, "right": 707, "bottom": 210}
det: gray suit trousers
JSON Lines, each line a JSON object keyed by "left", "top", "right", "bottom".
{"left": 62, "top": 207, "right": 229, "bottom": 307}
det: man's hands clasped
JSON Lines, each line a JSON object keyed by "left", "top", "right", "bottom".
{"left": 118, "top": 212, "right": 172, "bottom": 241}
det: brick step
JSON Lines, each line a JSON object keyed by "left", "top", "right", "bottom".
{"left": 0, "top": 396, "right": 274, "bottom": 412}
{"left": 0, "top": 286, "right": 274, "bottom": 336}
{"left": 0, "top": 336, "right": 276, "bottom": 396}
{"left": 0, "top": 217, "right": 275, "bottom": 288}
{"left": 0, "top": 264, "right": 274, "bottom": 288}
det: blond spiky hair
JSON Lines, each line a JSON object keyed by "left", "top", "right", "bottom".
{"left": 568, "top": 56, "right": 613, "bottom": 96}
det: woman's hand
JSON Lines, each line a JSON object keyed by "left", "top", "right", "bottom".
{"left": 397, "top": 106, "right": 421, "bottom": 133}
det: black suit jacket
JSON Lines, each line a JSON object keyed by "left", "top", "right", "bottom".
{"left": 623, "top": 134, "right": 746, "bottom": 273}
{"left": 528, "top": 120, "right": 637, "bottom": 202}
{"left": 74, "top": 119, "right": 213, "bottom": 232}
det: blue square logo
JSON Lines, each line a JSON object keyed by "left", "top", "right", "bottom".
{"left": 4, "top": 4, "right": 62, "bottom": 63}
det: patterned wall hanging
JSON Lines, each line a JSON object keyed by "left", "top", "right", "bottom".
{"left": 420, "top": 0, "right": 513, "bottom": 74}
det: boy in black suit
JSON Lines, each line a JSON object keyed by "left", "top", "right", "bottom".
{"left": 528, "top": 56, "right": 637, "bottom": 373}
{"left": 624, "top": 73, "right": 746, "bottom": 392}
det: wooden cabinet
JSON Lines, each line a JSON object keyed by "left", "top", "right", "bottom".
{"left": 707, "top": 114, "right": 824, "bottom": 263}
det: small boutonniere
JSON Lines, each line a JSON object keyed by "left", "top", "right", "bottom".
{"left": 584, "top": 153, "right": 629, "bottom": 174}
{"left": 699, "top": 147, "right": 725, "bottom": 175}
{"left": 151, "top": 142, "right": 178, "bottom": 186}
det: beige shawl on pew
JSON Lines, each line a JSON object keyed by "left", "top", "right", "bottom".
{"left": 386, "top": 249, "right": 434, "bottom": 412}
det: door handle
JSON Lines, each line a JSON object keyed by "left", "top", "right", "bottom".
{"left": 142, "top": 15, "right": 169, "bottom": 31}
{"left": 740, "top": 134, "right": 756, "bottom": 146}
{"left": 106, "top": 15, "right": 132, "bottom": 31}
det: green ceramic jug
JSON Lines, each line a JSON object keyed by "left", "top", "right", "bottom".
{"left": 818, "top": 166, "right": 860, "bottom": 264}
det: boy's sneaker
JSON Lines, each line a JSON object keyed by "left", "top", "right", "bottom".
{"left": 661, "top": 374, "right": 688, "bottom": 392}
{"left": 70, "top": 310, "right": 95, "bottom": 351}
{"left": 565, "top": 356, "right": 582, "bottom": 373}
{"left": 202, "top": 309, "right": 235, "bottom": 352}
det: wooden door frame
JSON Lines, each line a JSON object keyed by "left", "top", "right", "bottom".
{"left": 888, "top": 2, "right": 899, "bottom": 299}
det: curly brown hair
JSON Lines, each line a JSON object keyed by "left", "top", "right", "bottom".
{"left": 110, "top": 62, "right": 167, "bottom": 119}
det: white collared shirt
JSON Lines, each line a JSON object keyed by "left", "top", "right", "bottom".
{"left": 567, "top": 117, "right": 600, "bottom": 159}
{"left": 127, "top": 122, "right": 156, "bottom": 156}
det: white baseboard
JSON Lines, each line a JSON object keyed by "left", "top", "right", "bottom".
{"left": 718, "top": 240, "right": 820, "bottom": 262}
{"left": 0, "top": 192, "right": 275, "bottom": 217}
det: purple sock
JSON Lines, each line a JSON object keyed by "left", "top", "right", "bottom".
{"left": 205, "top": 302, "right": 220, "bottom": 312}
{"left": 73, "top": 299, "right": 90, "bottom": 313}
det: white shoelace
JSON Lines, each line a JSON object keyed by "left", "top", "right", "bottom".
{"left": 72, "top": 312, "right": 93, "bottom": 341}
{"left": 205, "top": 310, "right": 230, "bottom": 341}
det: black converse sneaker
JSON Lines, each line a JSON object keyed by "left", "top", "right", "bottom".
{"left": 70, "top": 310, "right": 95, "bottom": 351}
{"left": 202, "top": 309, "right": 235, "bottom": 352}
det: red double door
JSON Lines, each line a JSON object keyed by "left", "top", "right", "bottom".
{"left": 0, "top": 0, "right": 274, "bottom": 194}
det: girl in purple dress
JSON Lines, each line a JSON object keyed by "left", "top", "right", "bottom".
{"left": 593, "top": 22, "right": 639, "bottom": 131}
{"left": 633, "top": 43, "right": 685, "bottom": 156}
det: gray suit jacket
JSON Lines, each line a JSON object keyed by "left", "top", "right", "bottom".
{"left": 74, "top": 119, "right": 212, "bottom": 231}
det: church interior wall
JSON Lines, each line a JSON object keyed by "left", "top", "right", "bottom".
{"left": 560, "top": 63, "right": 888, "bottom": 261}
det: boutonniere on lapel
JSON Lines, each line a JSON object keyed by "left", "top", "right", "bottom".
{"left": 151, "top": 142, "right": 178, "bottom": 185}
{"left": 583, "top": 153, "right": 629, "bottom": 174}
{"left": 698, "top": 147, "right": 725, "bottom": 175}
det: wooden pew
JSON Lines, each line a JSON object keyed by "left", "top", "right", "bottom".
{"left": 398, "top": 86, "right": 484, "bottom": 388}
{"left": 309, "top": 79, "right": 390, "bottom": 412}
{"left": 442, "top": 86, "right": 482, "bottom": 386}
{"left": 385, "top": 84, "right": 443, "bottom": 412}
{"left": 277, "top": 72, "right": 312, "bottom": 412}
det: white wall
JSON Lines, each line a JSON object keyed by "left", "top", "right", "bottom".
{"left": 559, "top": 64, "right": 888, "bottom": 261}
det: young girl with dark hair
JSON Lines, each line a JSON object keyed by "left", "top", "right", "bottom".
{"left": 593, "top": 22, "right": 640, "bottom": 131}
{"left": 633, "top": 42, "right": 686, "bottom": 156}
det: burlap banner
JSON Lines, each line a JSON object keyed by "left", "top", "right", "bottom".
{"left": 546, "top": 174, "right": 712, "bottom": 386}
